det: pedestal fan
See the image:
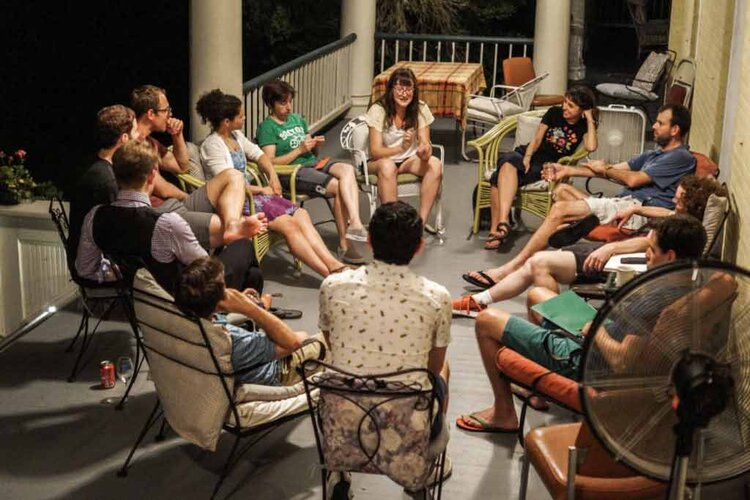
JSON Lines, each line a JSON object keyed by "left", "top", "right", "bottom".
{"left": 579, "top": 260, "right": 750, "bottom": 499}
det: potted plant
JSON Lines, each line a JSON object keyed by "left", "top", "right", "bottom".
{"left": 0, "top": 149, "right": 35, "bottom": 205}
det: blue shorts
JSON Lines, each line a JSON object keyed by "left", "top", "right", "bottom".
{"left": 501, "top": 316, "right": 583, "bottom": 379}
{"left": 226, "top": 324, "right": 280, "bottom": 385}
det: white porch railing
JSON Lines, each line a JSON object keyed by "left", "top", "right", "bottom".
{"left": 243, "top": 34, "right": 356, "bottom": 141}
{"left": 375, "top": 33, "right": 534, "bottom": 90}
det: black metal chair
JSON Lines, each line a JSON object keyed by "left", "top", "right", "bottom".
{"left": 48, "top": 198, "right": 140, "bottom": 408}
{"left": 118, "top": 270, "right": 314, "bottom": 499}
{"left": 299, "top": 360, "right": 448, "bottom": 499}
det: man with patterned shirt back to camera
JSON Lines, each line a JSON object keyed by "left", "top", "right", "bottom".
{"left": 318, "top": 201, "right": 452, "bottom": 498}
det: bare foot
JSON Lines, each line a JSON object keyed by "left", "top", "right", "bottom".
{"left": 223, "top": 213, "right": 268, "bottom": 243}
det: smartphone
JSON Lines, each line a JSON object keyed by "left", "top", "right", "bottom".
{"left": 621, "top": 257, "right": 647, "bottom": 265}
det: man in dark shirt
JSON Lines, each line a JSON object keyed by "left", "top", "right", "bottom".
{"left": 68, "top": 105, "right": 136, "bottom": 272}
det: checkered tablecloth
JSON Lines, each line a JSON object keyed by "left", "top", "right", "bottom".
{"left": 370, "top": 61, "right": 487, "bottom": 129}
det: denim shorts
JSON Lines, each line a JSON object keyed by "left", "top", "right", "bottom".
{"left": 226, "top": 324, "right": 280, "bottom": 385}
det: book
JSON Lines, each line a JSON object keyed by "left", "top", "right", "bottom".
{"left": 531, "top": 290, "right": 598, "bottom": 336}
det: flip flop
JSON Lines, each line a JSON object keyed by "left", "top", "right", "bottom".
{"left": 455, "top": 413, "right": 518, "bottom": 433}
{"left": 461, "top": 270, "right": 497, "bottom": 290}
{"left": 269, "top": 307, "right": 303, "bottom": 320}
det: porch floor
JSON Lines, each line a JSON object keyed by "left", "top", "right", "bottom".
{"left": 0, "top": 118, "right": 746, "bottom": 500}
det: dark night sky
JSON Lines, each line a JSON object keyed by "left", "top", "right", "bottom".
{"left": 2, "top": 1, "right": 190, "bottom": 197}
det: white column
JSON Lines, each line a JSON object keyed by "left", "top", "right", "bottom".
{"left": 568, "top": 0, "right": 586, "bottom": 81}
{"left": 534, "top": 0, "right": 571, "bottom": 94}
{"left": 189, "top": 0, "right": 243, "bottom": 142}
{"left": 340, "top": 0, "right": 376, "bottom": 116}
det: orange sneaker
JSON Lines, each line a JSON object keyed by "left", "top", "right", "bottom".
{"left": 452, "top": 295, "right": 486, "bottom": 318}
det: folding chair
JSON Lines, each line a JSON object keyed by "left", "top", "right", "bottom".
{"left": 48, "top": 197, "right": 140, "bottom": 406}
{"left": 461, "top": 72, "right": 548, "bottom": 160}
{"left": 664, "top": 58, "right": 696, "bottom": 109}
{"left": 299, "top": 359, "right": 448, "bottom": 499}
{"left": 339, "top": 116, "right": 445, "bottom": 243}
{"left": 118, "top": 269, "right": 316, "bottom": 499}
{"left": 466, "top": 110, "right": 588, "bottom": 237}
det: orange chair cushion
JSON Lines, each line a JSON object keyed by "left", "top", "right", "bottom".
{"left": 525, "top": 422, "right": 666, "bottom": 500}
{"left": 692, "top": 151, "right": 719, "bottom": 178}
{"left": 533, "top": 94, "right": 565, "bottom": 107}
{"left": 495, "top": 347, "right": 582, "bottom": 413}
{"left": 585, "top": 224, "right": 637, "bottom": 243}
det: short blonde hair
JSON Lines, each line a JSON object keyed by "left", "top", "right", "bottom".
{"left": 112, "top": 141, "right": 159, "bottom": 189}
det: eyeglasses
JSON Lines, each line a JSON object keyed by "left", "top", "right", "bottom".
{"left": 154, "top": 106, "right": 172, "bottom": 115}
{"left": 393, "top": 84, "right": 414, "bottom": 96}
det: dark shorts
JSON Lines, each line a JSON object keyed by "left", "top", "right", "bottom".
{"left": 489, "top": 146, "right": 544, "bottom": 187}
{"left": 280, "top": 161, "right": 335, "bottom": 197}
{"left": 501, "top": 316, "right": 583, "bottom": 379}
{"left": 154, "top": 186, "right": 214, "bottom": 248}
{"left": 564, "top": 241, "right": 606, "bottom": 276}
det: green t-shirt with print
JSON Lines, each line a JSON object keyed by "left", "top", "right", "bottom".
{"left": 256, "top": 113, "right": 316, "bottom": 164}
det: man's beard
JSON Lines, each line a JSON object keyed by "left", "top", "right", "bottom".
{"left": 654, "top": 134, "right": 670, "bottom": 147}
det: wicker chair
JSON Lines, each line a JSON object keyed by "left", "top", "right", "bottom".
{"left": 467, "top": 110, "right": 589, "bottom": 236}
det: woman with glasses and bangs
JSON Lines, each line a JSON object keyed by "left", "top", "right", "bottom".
{"left": 364, "top": 68, "right": 443, "bottom": 225}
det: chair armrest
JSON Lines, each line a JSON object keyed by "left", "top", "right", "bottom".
{"left": 431, "top": 144, "right": 445, "bottom": 166}
{"left": 271, "top": 164, "right": 303, "bottom": 203}
{"left": 489, "top": 83, "right": 520, "bottom": 98}
{"left": 177, "top": 173, "right": 206, "bottom": 192}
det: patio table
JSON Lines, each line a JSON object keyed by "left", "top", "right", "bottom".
{"left": 370, "top": 61, "right": 487, "bottom": 129}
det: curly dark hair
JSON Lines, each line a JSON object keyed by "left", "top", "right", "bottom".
{"left": 195, "top": 89, "right": 243, "bottom": 131}
{"left": 649, "top": 214, "right": 706, "bottom": 260}
{"left": 368, "top": 201, "right": 423, "bottom": 265}
{"left": 372, "top": 67, "right": 420, "bottom": 130}
{"left": 678, "top": 175, "right": 727, "bottom": 220}
{"left": 174, "top": 257, "right": 226, "bottom": 319}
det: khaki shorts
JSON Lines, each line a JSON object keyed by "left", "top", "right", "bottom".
{"left": 584, "top": 195, "right": 648, "bottom": 230}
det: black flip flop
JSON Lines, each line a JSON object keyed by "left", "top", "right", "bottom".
{"left": 269, "top": 307, "right": 303, "bottom": 320}
{"left": 461, "top": 270, "right": 497, "bottom": 290}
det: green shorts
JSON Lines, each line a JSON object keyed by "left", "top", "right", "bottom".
{"left": 501, "top": 316, "right": 583, "bottom": 379}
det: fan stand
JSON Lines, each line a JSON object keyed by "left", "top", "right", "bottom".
{"left": 667, "top": 351, "right": 733, "bottom": 500}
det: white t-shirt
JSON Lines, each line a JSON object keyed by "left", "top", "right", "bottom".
{"left": 319, "top": 260, "right": 452, "bottom": 382}
{"left": 364, "top": 101, "right": 435, "bottom": 162}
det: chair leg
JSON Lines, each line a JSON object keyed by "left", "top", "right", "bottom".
{"left": 117, "top": 398, "right": 162, "bottom": 477}
{"left": 67, "top": 312, "right": 90, "bottom": 382}
{"left": 65, "top": 304, "right": 89, "bottom": 353}
{"left": 117, "top": 297, "right": 143, "bottom": 410}
{"left": 519, "top": 451, "right": 531, "bottom": 500}
{"left": 211, "top": 434, "right": 243, "bottom": 500}
{"left": 517, "top": 400, "right": 529, "bottom": 447}
{"left": 566, "top": 446, "right": 578, "bottom": 500}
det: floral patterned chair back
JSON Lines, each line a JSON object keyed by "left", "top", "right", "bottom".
{"left": 300, "top": 360, "right": 446, "bottom": 494}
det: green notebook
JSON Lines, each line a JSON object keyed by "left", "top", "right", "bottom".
{"left": 531, "top": 290, "right": 598, "bottom": 336}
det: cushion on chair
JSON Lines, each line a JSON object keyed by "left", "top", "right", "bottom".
{"left": 227, "top": 387, "right": 312, "bottom": 429}
{"left": 185, "top": 141, "right": 206, "bottom": 181}
{"left": 513, "top": 114, "right": 543, "bottom": 150}
{"left": 525, "top": 422, "right": 666, "bottom": 500}
{"left": 468, "top": 96, "right": 524, "bottom": 120}
{"left": 632, "top": 51, "right": 670, "bottom": 91}
{"left": 702, "top": 194, "right": 729, "bottom": 256}
{"left": 585, "top": 225, "right": 637, "bottom": 243}
{"left": 316, "top": 380, "right": 439, "bottom": 491}
{"left": 496, "top": 347, "right": 582, "bottom": 413}
{"left": 693, "top": 151, "right": 719, "bottom": 178}
{"left": 595, "top": 83, "right": 658, "bottom": 102}
{"left": 134, "top": 270, "right": 234, "bottom": 452}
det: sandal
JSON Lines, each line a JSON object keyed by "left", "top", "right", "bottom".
{"left": 484, "top": 222, "right": 510, "bottom": 251}
{"left": 461, "top": 270, "right": 498, "bottom": 290}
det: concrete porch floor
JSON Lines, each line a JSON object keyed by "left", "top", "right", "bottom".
{"left": 0, "top": 117, "right": 747, "bottom": 500}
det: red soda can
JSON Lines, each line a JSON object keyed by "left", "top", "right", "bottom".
{"left": 100, "top": 360, "right": 116, "bottom": 389}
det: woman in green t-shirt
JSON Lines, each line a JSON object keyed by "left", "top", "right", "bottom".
{"left": 257, "top": 80, "right": 367, "bottom": 265}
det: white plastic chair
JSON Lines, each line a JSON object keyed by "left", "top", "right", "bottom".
{"left": 339, "top": 116, "right": 445, "bottom": 243}
{"left": 461, "top": 72, "right": 548, "bottom": 160}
